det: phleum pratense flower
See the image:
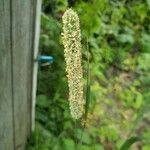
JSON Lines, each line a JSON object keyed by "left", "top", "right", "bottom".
{"left": 62, "top": 8, "right": 84, "bottom": 119}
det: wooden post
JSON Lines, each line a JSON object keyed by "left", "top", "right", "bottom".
{"left": 0, "top": 0, "right": 41, "bottom": 149}
{"left": 0, "top": 1, "right": 14, "bottom": 149}
{"left": 32, "top": 0, "right": 42, "bottom": 132}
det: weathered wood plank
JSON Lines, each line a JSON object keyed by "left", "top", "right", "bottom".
{"left": 0, "top": 0, "right": 14, "bottom": 150}
{"left": 11, "top": 0, "right": 34, "bottom": 149}
{"left": 32, "top": 0, "right": 42, "bottom": 131}
{"left": 27, "top": 0, "right": 35, "bottom": 139}
{"left": 0, "top": 0, "right": 41, "bottom": 149}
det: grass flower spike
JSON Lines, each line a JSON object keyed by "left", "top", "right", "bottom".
{"left": 62, "top": 8, "right": 84, "bottom": 119}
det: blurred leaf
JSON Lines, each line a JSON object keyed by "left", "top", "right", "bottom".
{"left": 140, "top": 33, "right": 150, "bottom": 52}
{"left": 80, "top": 145, "right": 92, "bottom": 150}
{"left": 142, "top": 144, "right": 150, "bottom": 150}
{"left": 63, "top": 139, "right": 75, "bottom": 150}
{"left": 92, "top": 144, "right": 104, "bottom": 150}
{"left": 146, "top": 0, "right": 150, "bottom": 9}
{"left": 137, "top": 54, "right": 150, "bottom": 71}
{"left": 120, "top": 136, "right": 142, "bottom": 150}
{"left": 77, "top": 129, "right": 92, "bottom": 145}
{"left": 117, "top": 33, "right": 134, "bottom": 44}
{"left": 36, "top": 94, "right": 49, "bottom": 108}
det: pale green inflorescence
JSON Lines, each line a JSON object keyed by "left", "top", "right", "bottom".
{"left": 62, "top": 8, "right": 84, "bottom": 119}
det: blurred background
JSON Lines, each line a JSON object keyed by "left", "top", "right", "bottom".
{"left": 26, "top": 0, "right": 150, "bottom": 149}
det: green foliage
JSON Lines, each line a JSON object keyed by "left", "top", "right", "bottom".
{"left": 27, "top": 0, "right": 150, "bottom": 149}
{"left": 120, "top": 136, "right": 142, "bottom": 150}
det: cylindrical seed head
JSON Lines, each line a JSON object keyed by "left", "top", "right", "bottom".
{"left": 62, "top": 8, "right": 84, "bottom": 119}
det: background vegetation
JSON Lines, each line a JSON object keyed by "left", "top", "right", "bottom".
{"left": 27, "top": 0, "right": 150, "bottom": 149}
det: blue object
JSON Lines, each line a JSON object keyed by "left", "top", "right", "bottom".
{"left": 37, "top": 55, "right": 54, "bottom": 64}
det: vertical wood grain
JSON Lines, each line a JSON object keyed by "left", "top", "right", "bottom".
{"left": 0, "top": 0, "right": 41, "bottom": 149}
{"left": 31, "top": 0, "right": 42, "bottom": 131}
{"left": 0, "top": 0, "right": 14, "bottom": 150}
{"left": 11, "top": 0, "right": 34, "bottom": 149}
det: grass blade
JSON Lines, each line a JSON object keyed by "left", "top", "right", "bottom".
{"left": 120, "top": 136, "right": 142, "bottom": 150}
{"left": 85, "top": 38, "right": 90, "bottom": 121}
